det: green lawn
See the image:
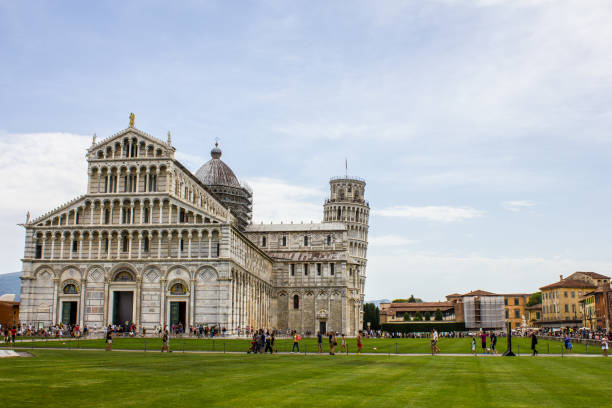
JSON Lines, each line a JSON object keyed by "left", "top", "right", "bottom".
{"left": 0, "top": 350, "right": 609, "bottom": 407}
{"left": 2, "top": 336, "right": 603, "bottom": 355}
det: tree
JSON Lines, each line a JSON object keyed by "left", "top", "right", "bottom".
{"left": 403, "top": 313, "right": 411, "bottom": 321}
{"left": 413, "top": 311, "right": 423, "bottom": 321}
{"left": 424, "top": 311, "right": 431, "bottom": 321}
{"left": 434, "top": 308, "right": 443, "bottom": 321}
{"left": 527, "top": 292, "right": 542, "bottom": 307}
{"left": 392, "top": 295, "right": 423, "bottom": 303}
{"left": 363, "top": 303, "right": 380, "bottom": 330}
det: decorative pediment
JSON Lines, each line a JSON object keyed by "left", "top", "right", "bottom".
{"left": 30, "top": 195, "right": 87, "bottom": 226}
{"left": 88, "top": 126, "right": 175, "bottom": 161}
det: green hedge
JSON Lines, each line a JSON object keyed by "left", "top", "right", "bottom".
{"left": 381, "top": 322, "right": 466, "bottom": 333}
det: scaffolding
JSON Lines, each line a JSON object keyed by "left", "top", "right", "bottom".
{"left": 463, "top": 296, "right": 505, "bottom": 329}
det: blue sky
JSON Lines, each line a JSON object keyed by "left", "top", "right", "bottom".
{"left": 2, "top": 0, "right": 612, "bottom": 300}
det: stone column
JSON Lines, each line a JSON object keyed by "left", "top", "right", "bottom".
{"left": 188, "top": 233, "right": 192, "bottom": 258}
{"left": 138, "top": 232, "right": 142, "bottom": 258}
{"left": 159, "top": 202, "right": 164, "bottom": 224}
{"left": 97, "top": 234, "right": 102, "bottom": 260}
{"left": 88, "top": 235, "right": 93, "bottom": 259}
{"left": 328, "top": 295, "right": 332, "bottom": 333}
{"left": 168, "top": 205, "right": 173, "bottom": 224}
{"left": 79, "top": 279, "right": 86, "bottom": 327}
{"left": 78, "top": 235, "right": 83, "bottom": 259}
{"left": 116, "top": 234, "right": 121, "bottom": 259}
{"left": 90, "top": 202, "right": 95, "bottom": 224}
{"left": 110, "top": 203, "right": 114, "bottom": 224}
{"left": 52, "top": 278, "right": 59, "bottom": 324}
{"left": 136, "top": 279, "right": 141, "bottom": 326}
{"left": 160, "top": 279, "right": 167, "bottom": 328}
{"left": 107, "top": 234, "right": 112, "bottom": 260}
{"left": 157, "top": 234, "right": 162, "bottom": 258}
{"left": 60, "top": 235, "right": 65, "bottom": 260}
{"left": 190, "top": 278, "right": 196, "bottom": 328}
{"left": 50, "top": 235, "right": 55, "bottom": 259}
{"left": 128, "top": 234, "right": 132, "bottom": 259}
{"left": 41, "top": 236, "right": 46, "bottom": 259}
{"left": 208, "top": 236, "right": 212, "bottom": 259}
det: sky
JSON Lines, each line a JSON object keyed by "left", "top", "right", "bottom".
{"left": 2, "top": 0, "right": 612, "bottom": 301}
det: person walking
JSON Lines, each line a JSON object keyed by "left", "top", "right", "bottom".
{"left": 105, "top": 327, "right": 113, "bottom": 352}
{"left": 602, "top": 336, "right": 609, "bottom": 357}
{"left": 480, "top": 330, "right": 488, "bottom": 354}
{"left": 431, "top": 330, "right": 440, "bottom": 354}
{"left": 471, "top": 336, "right": 476, "bottom": 356}
{"left": 161, "top": 329, "right": 170, "bottom": 352}
{"left": 340, "top": 334, "right": 346, "bottom": 353}
{"left": 356, "top": 332, "right": 363, "bottom": 355}
{"left": 317, "top": 331, "right": 323, "bottom": 353}
{"left": 329, "top": 332, "right": 337, "bottom": 355}
{"left": 531, "top": 331, "right": 538, "bottom": 356}
{"left": 490, "top": 332, "right": 497, "bottom": 355}
{"left": 292, "top": 331, "right": 300, "bottom": 353}
{"left": 264, "top": 331, "right": 273, "bottom": 354}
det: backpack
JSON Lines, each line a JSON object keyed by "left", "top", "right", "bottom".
{"left": 296, "top": 335, "right": 301, "bottom": 341}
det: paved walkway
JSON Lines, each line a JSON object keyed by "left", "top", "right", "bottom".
{"left": 2, "top": 346, "right": 605, "bottom": 358}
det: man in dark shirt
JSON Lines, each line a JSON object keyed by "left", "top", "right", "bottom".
{"left": 480, "top": 331, "right": 488, "bottom": 353}
{"left": 105, "top": 327, "right": 113, "bottom": 352}
{"left": 317, "top": 331, "right": 323, "bottom": 353}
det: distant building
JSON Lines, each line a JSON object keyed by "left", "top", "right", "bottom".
{"left": 0, "top": 294, "right": 19, "bottom": 329}
{"left": 379, "top": 301, "right": 457, "bottom": 324}
{"left": 447, "top": 290, "right": 528, "bottom": 329}
{"left": 539, "top": 272, "right": 610, "bottom": 329}
{"left": 580, "top": 283, "right": 612, "bottom": 331}
{"left": 524, "top": 303, "right": 542, "bottom": 327}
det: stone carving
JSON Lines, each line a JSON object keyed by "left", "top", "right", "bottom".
{"left": 89, "top": 269, "right": 103, "bottom": 282}
{"left": 145, "top": 270, "right": 160, "bottom": 282}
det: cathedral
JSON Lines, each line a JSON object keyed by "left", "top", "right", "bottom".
{"left": 18, "top": 117, "right": 369, "bottom": 335}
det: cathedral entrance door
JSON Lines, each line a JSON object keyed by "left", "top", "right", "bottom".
{"left": 61, "top": 301, "right": 77, "bottom": 325}
{"left": 112, "top": 291, "right": 134, "bottom": 327}
{"left": 170, "top": 301, "right": 186, "bottom": 327}
{"left": 319, "top": 321, "right": 326, "bottom": 334}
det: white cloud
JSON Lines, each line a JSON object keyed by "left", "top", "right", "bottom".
{"left": 502, "top": 200, "right": 536, "bottom": 212}
{"left": 0, "top": 133, "right": 89, "bottom": 217}
{"left": 245, "top": 177, "right": 325, "bottom": 223}
{"left": 374, "top": 205, "right": 484, "bottom": 222}
{"left": 0, "top": 132, "right": 89, "bottom": 272}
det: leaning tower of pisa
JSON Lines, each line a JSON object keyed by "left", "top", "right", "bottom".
{"left": 323, "top": 176, "right": 370, "bottom": 329}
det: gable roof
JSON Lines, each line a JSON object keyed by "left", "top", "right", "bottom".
{"left": 539, "top": 279, "right": 597, "bottom": 290}
{"left": 88, "top": 127, "right": 173, "bottom": 153}
{"left": 571, "top": 271, "right": 610, "bottom": 280}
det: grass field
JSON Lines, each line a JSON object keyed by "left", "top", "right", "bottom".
{"left": 0, "top": 349, "right": 609, "bottom": 407}
{"left": 2, "top": 336, "right": 604, "bottom": 355}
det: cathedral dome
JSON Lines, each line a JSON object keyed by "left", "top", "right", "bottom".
{"left": 195, "top": 143, "right": 241, "bottom": 188}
